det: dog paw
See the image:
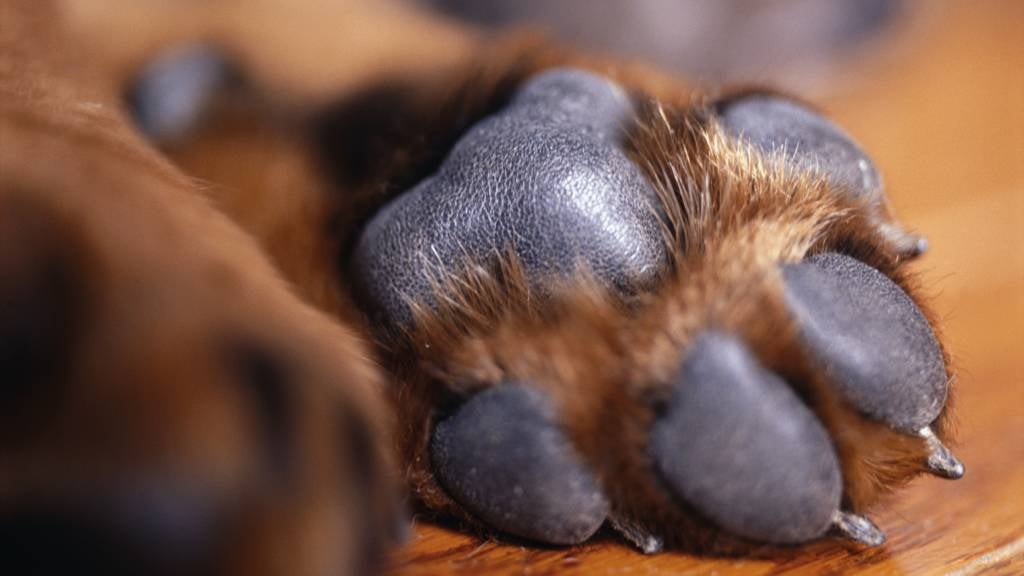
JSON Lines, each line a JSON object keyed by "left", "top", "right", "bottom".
{"left": 0, "top": 168, "right": 401, "bottom": 574}
{"left": 348, "top": 68, "right": 961, "bottom": 552}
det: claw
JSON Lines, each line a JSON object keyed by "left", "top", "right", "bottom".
{"left": 830, "top": 511, "right": 886, "bottom": 547}
{"left": 609, "top": 516, "right": 664, "bottom": 554}
{"left": 919, "top": 426, "right": 965, "bottom": 479}
{"left": 909, "top": 234, "right": 930, "bottom": 257}
{"left": 877, "top": 221, "right": 928, "bottom": 260}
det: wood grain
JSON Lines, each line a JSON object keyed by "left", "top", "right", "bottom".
{"left": 387, "top": 1, "right": 1024, "bottom": 573}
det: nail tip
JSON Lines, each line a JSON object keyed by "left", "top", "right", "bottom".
{"left": 915, "top": 236, "right": 929, "bottom": 255}
{"left": 928, "top": 458, "right": 965, "bottom": 480}
{"left": 920, "top": 426, "right": 965, "bottom": 480}
{"left": 831, "top": 511, "right": 886, "bottom": 548}
{"left": 641, "top": 535, "right": 664, "bottom": 555}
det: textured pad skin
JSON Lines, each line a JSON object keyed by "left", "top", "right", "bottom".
{"left": 781, "top": 252, "right": 947, "bottom": 432}
{"left": 651, "top": 332, "right": 842, "bottom": 544}
{"left": 352, "top": 68, "right": 667, "bottom": 327}
{"left": 430, "top": 386, "right": 609, "bottom": 545}
{"left": 716, "top": 94, "right": 882, "bottom": 203}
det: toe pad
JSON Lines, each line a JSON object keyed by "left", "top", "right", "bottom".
{"left": 782, "top": 252, "right": 946, "bottom": 432}
{"left": 716, "top": 94, "right": 881, "bottom": 201}
{"left": 651, "top": 332, "right": 841, "bottom": 544}
{"left": 430, "top": 386, "right": 608, "bottom": 545}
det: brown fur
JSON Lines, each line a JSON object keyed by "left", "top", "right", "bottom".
{"left": 1, "top": 2, "right": 398, "bottom": 574}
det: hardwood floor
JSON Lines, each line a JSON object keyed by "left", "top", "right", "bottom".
{"left": 387, "top": 1, "right": 1024, "bottom": 573}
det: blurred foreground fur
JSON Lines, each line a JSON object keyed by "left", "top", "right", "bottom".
{"left": 1, "top": 2, "right": 402, "bottom": 574}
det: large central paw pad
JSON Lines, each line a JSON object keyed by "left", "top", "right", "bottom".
{"left": 351, "top": 68, "right": 961, "bottom": 552}
{"left": 353, "top": 69, "right": 668, "bottom": 326}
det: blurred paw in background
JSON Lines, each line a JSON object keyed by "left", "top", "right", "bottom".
{"left": 414, "top": 0, "right": 907, "bottom": 93}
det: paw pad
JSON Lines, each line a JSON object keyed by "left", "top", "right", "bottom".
{"left": 716, "top": 94, "right": 927, "bottom": 257}
{"left": 782, "top": 252, "right": 947, "bottom": 433}
{"left": 651, "top": 332, "right": 842, "bottom": 544}
{"left": 430, "top": 386, "right": 608, "bottom": 544}
{"left": 716, "top": 94, "right": 881, "bottom": 201}
{"left": 353, "top": 69, "right": 667, "bottom": 327}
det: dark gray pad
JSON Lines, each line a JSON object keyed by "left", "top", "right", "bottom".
{"left": 782, "top": 252, "right": 946, "bottom": 432}
{"left": 651, "top": 331, "right": 841, "bottom": 544}
{"left": 715, "top": 93, "right": 929, "bottom": 257}
{"left": 715, "top": 94, "right": 882, "bottom": 203}
{"left": 128, "top": 44, "right": 232, "bottom": 143}
{"left": 352, "top": 68, "right": 667, "bottom": 328}
{"left": 430, "top": 386, "right": 608, "bottom": 545}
